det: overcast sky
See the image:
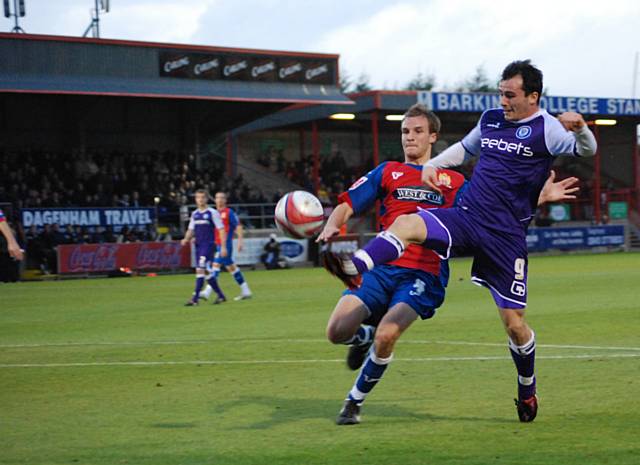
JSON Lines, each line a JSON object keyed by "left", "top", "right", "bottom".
{"left": 6, "top": 0, "right": 640, "bottom": 98}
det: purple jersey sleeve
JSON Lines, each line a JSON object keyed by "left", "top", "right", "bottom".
{"left": 342, "top": 162, "right": 387, "bottom": 215}
{"left": 542, "top": 112, "right": 578, "bottom": 156}
{"left": 460, "top": 118, "right": 483, "bottom": 156}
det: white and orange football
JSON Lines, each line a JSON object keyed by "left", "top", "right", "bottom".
{"left": 274, "top": 191, "right": 324, "bottom": 239}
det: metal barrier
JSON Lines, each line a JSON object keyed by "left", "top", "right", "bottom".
{"left": 180, "top": 202, "right": 277, "bottom": 231}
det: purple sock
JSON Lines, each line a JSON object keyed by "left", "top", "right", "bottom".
{"left": 193, "top": 276, "right": 205, "bottom": 302}
{"left": 207, "top": 275, "right": 225, "bottom": 299}
{"left": 509, "top": 333, "right": 536, "bottom": 400}
{"left": 352, "top": 231, "right": 404, "bottom": 274}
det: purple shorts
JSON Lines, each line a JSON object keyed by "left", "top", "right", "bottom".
{"left": 195, "top": 243, "right": 215, "bottom": 269}
{"left": 417, "top": 207, "right": 528, "bottom": 309}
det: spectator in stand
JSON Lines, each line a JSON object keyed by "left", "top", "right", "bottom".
{"left": 63, "top": 225, "right": 77, "bottom": 244}
{"left": 103, "top": 226, "right": 117, "bottom": 243}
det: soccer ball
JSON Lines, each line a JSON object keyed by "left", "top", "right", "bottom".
{"left": 274, "top": 191, "right": 324, "bottom": 239}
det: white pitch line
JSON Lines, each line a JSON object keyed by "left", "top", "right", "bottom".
{"left": 1, "top": 339, "right": 639, "bottom": 352}
{"left": 0, "top": 353, "right": 638, "bottom": 369}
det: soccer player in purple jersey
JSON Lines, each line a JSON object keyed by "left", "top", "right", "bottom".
{"left": 181, "top": 189, "right": 227, "bottom": 306}
{"left": 0, "top": 209, "right": 24, "bottom": 261}
{"left": 323, "top": 60, "right": 597, "bottom": 422}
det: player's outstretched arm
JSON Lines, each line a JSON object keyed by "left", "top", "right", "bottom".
{"left": 423, "top": 142, "right": 469, "bottom": 193}
{"left": 537, "top": 170, "right": 580, "bottom": 206}
{"left": 317, "top": 202, "right": 353, "bottom": 243}
{"left": 0, "top": 221, "right": 24, "bottom": 261}
{"left": 557, "top": 112, "right": 597, "bottom": 157}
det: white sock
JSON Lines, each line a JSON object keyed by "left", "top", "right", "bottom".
{"left": 202, "top": 284, "right": 213, "bottom": 298}
{"left": 240, "top": 282, "right": 251, "bottom": 295}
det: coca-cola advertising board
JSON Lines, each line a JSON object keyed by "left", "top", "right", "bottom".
{"left": 159, "top": 51, "right": 336, "bottom": 85}
{"left": 57, "top": 241, "right": 190, "bottom": 274}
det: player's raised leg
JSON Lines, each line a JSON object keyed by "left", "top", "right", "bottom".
{"left": 338, "top": 303, "right": 417, "bottom": 425}
{"left": 322, "top": 210, "right": 450, "bottom": 288}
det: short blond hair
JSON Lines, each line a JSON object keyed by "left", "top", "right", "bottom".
{"left": 403, "top": 104, "right": 441, "bottom": 134}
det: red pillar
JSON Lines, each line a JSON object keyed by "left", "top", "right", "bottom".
{"left": 312, "top": 121, "right": 320, "bottom": 193}
{"left": 371, "top": 110, "right": 380, "bottom": 167}
{"left": 371, "top": 111, "right": 380, "bottom": 229}
{"left": 634, "top": 128, "right": 640, "bottom": 212}
{"left": 593, "top": 124, "right": 602, "bottom": 223}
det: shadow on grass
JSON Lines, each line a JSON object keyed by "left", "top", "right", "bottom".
{"left": 213, "top": 395, "right": 512, "bottom": 430}
{"left": 151, "top": 422, "right": 197, "bottom": 429}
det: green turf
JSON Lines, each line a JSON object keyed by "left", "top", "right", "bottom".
{"left": 1, "top": 252, "right": 639, "bottom": 465}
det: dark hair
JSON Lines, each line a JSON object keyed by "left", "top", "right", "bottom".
{"left": 402, "top": 104, "right": 442, "bottom": 134}
{"left": 501, "top": 59, "right": 543, "bottom": 103}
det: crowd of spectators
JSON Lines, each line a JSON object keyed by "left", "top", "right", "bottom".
{"left": 257, "top": 146, "right": 363, "bottom": 206}
{"left": 0, "top": 143, "right": 613, "bottom": 277}
{"left": 0, "top": 149, "right": 248, "bottom": 211}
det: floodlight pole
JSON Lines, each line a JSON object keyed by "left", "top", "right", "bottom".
{"left": 82, "top": 0, "right": 102, "bottom": 38}
{"left": 10, "top": 0, "right": 25, "bottom": 33}
{"left": 632, "top": 51, "right": 639, "bottom": 98}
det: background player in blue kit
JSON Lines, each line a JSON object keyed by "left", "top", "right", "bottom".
{"left": 323, "top": 60, "right": 596, "bottom": 422}
{"left": 181, "top": 189, "right": 227, "bottom": 306}
{"left": 320, "top": 104, "right": 579, "bottom": 425}
{"left": 200, "top": 191, "right": 252, "bottom": 302}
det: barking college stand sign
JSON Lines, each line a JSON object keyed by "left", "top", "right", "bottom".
{"left": 418, "top": 92, "right": 640, "bottom": 116}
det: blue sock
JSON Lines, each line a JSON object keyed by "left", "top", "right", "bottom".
{"left": 232, "top": 269, "right": 245, "bottom": 285}
{"left": 352, "top": 231, "right": 405, "bottom": 274}
{"left": 212, "top": 268, "right": 221, "bottom": 279}
{"left": 509, "top": 332, "right": 536, "bottom": 400}
{"left": 193, "top": 275, "right": 205, "bottom": 302}
{"left": 207, "top": 275, "right": 225, "bottom": 299}
{"left": 343, "top": 325, "right": 375, "bottom": 346}
{"left": 347, "top": 348, "right": 393, "bottom": 405}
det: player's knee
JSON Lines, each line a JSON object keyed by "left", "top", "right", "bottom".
{"left": 503, "top": 317, "right": 529, "bottom": 341}
{"left": 374, "top": 325, "right": 400, "bottom": 353}
{"left": 326, "top": 321, "right": 349, "bottom": 344}
{"left": 389, "top": 214, "right": 422, "bottom": 244}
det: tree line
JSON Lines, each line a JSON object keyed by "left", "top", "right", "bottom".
{"left": 340, "top": 65, "right": 499, "bottom": 93}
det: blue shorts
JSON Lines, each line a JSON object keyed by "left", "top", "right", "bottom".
{"left": 417, "top": 207, "right": 528, "bottom": 309}
{"left": 214, "top": 244, "right": 235, "bottom": 267}
{"left": 343, "top": 265, "right": 446, "bottom": 325}
{"left": 195, "top": 243, "right": 215, "bottom": 270}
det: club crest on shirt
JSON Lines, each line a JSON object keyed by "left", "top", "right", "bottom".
{"left": 391, "top": 171, "right": 404, "bottom": 180}
{"left": 437, "top": 172, "right": 452, "bottom": 188}
{"left": 515, "top": 125, "right": 532, "bottom": 140}
{"left": 393, "top": 186, "right": 443, "bottom": 205}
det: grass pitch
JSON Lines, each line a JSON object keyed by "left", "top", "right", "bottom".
{"left": 1, "top": 252, "right": 639, "bottom": 465}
